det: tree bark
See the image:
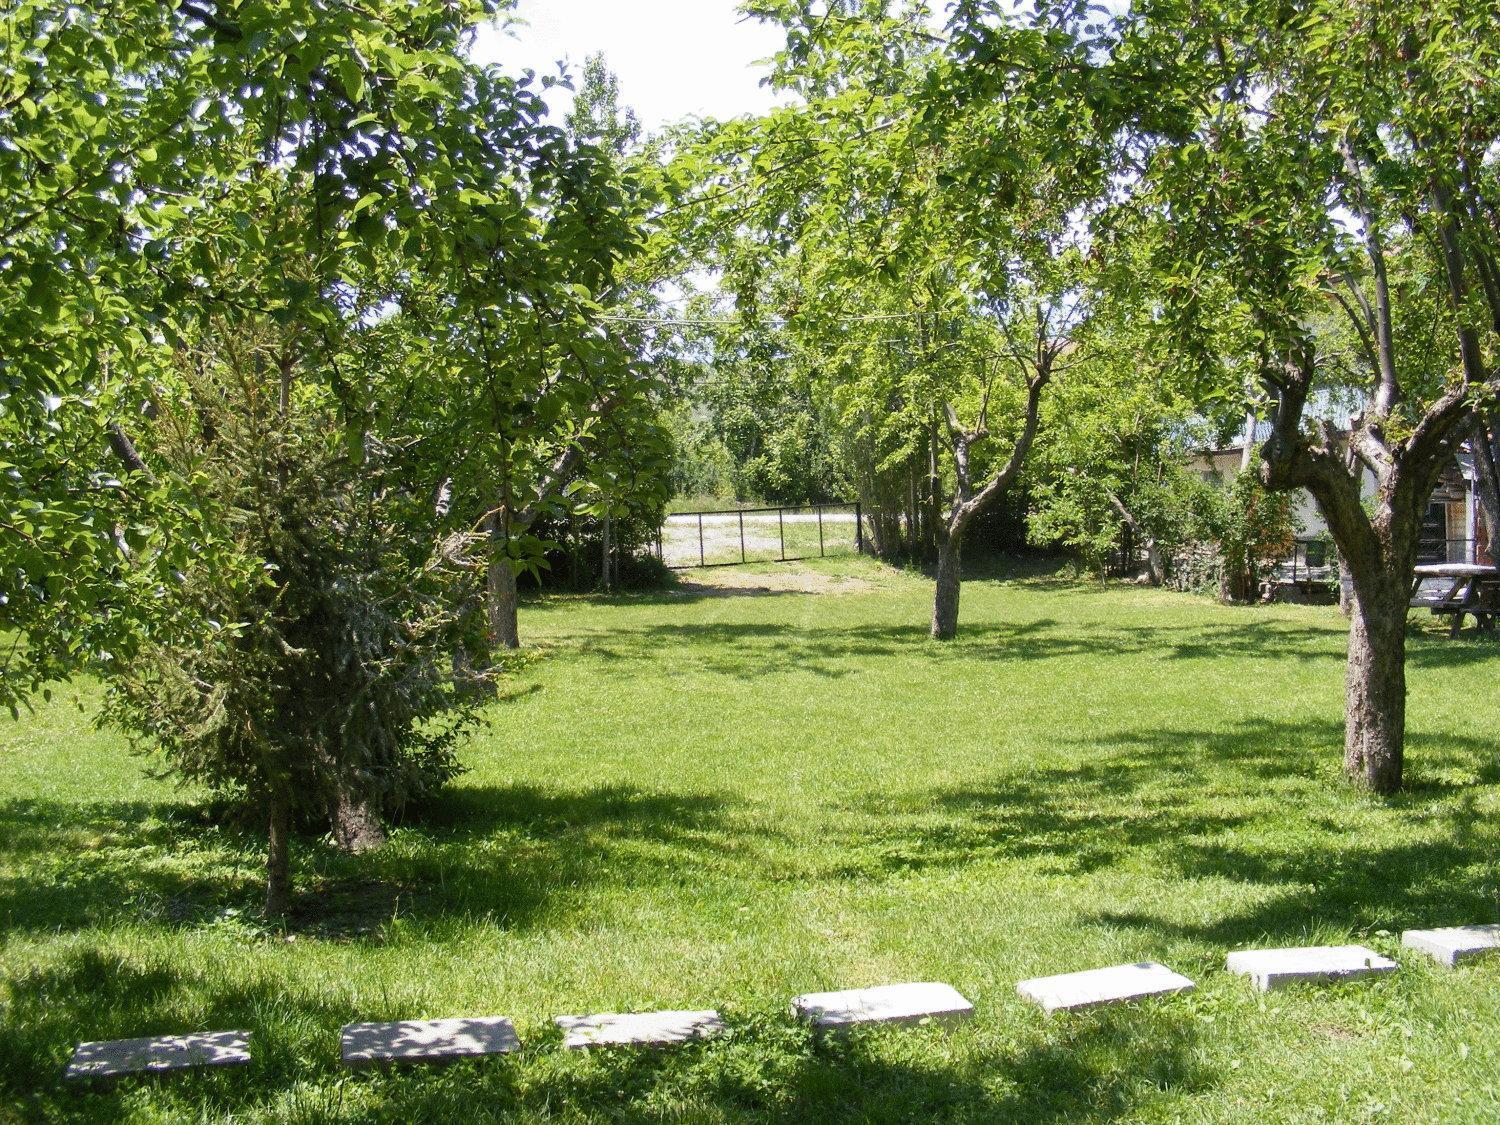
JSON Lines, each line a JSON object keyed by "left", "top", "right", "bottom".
{"left": 1344, "top": 575, "right": 1408, "bottom": 793}
{"left": 484, "top": 509, "right": 521, "bottom": 649}
{"left": 601, "top": 512, "right": 613, "bottom": 592}
{"left": 930, "top": 533, "right": 963, "bottom": 640}
{"left": 1219, "top": 557, "right": 1254, "bottom": 604}
{"left": 487, "top": 550, "right": 520, "bottom": 650}
{"left": 330, "top": 788, "right": 386, "bottom": 853}
{"left": 1472, "top": 414, "right": 1500, "bottom": 559}
{"left": 265, "top": 794, "right": 292, "bottom": 918}
{"left": 1335, "top": 544, "right": 1355, "bottom": 616}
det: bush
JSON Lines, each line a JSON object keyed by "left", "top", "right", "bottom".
{"left": 103, "top": 320, "right": 493, "bottom": 913}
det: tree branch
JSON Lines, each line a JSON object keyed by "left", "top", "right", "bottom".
{"left": 1339, "top": 139, "right": 1399, "bottom": 417}
{"left": 952, "top": 366, "right": 1049, "bottom": 532}
{"left": 107, "top": 423, "right": 153, "bottom": 481}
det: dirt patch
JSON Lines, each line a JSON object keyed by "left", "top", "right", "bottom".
{"left": 672, "top": 564, "right": 874, "bottom": 597}
{"left": 1311, "top": 1023, "right": 1360, "bottom": 1042}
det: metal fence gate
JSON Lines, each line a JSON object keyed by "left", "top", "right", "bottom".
{"left": 659, "top": 503, "right": 863, "bottom": 569}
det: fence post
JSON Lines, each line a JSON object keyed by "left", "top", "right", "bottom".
{"left": 855, "top": 501, "right": 863, "bottom": 555}
{"left": 697, "top": 512, "right": 704, "bottom": 568}
{"left": 739, "top": 510, "right": 746, "bottom": 564}
{"left": 778, "top": 507, "right": 786, "bottom": 560}
{"left": 817, "top": 505, "right": 825, "bottom": 557}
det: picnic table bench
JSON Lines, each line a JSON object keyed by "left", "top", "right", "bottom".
{"left": 1409, "top": 563, "right": 1500, "bottom": 636}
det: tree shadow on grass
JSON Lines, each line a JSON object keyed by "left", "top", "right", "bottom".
{"left": 380, "top": 783, "right": 744, "bottom": 929}
{"left": 817, "top": 720, "right": 1303, "bottom": 884}
{"left": 833, "top": 715, "right": 1500, "bottom": 950}
{"left": 0, "top": 784, "right": 744, "bottom": 941}
{"left": 0, "top": 798, "right": 264, "bottom": 934}
{"left": 336, "top": 1010, "right": 1213, "bottom": 1123}
{"left": 565, "top": 613, "right": 1352, "bottom": 682}
{"left": 0, "top": 944, "right": 358, "bottom": 1122}
{"left": 1, "top": 948, "right": 1214, "bottom": 1124}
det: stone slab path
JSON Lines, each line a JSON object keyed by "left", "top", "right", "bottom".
{"left": 340, "top": 1016, "right": 520, "bottom": 1066}
{"left": 1226, "top": 945, "right": 1397, "bottom": 991}
{"left": 66, "top": 1031, "right": 251, "bottom": 1081}
{"left": 790, "top": 982, "right": 974, "bottom": 1030}
{"left": 1402, "top": 924, "right": 1500, "bottom": 968}
{"left": 1016, "top": 961, "right": 1196, "bottom": 1013}
{"left": 554, "top": 1009, "right": 727, "bottom": 1049}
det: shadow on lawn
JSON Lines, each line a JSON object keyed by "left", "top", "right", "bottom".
{"left": 539, "top": 557, "right": 1494, "bottom": 674}
{"left": 0, "top": 944, "right": 355, "bottom": 1121}
{"left": 3, "top": 948, "right": 1213, "bottom": 1123}
{"left": 833, "top": 715, "right": 1500, "bottom": 948}
{"left": 568, "top": 613, "right": 1353, "bottom": 681}
{"left": 0, "top": 798, "right": 264, "bottom": 934}
{"left": 467, "top": 1011, "right": 1209, "bottom": 1123}
{"left": 0, "top": 784, "right": 741, "bottom": 940}
{"left": 385, "top": 783, "right": 741, "bottom": 927}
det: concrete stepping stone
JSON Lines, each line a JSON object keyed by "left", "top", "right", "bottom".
{"left": 790, "top": 982, "right": 974, "bottom": 1030}
{"left": 554, "top": 1009, "right": 727, "bottom": 1049}
{"left": 1016, "top": 961, "right": 1195, "bottom": 1014}
{"left": 340, "top": 1016, "right": 520, "bottom": 1066}
{"left": 65, "top": 1030, "right": 251, "bottom": 1081}
{"left": 1226, "top": 945, "right": 1397, "bottom": 991}
{"left": 1402, "top": 924, "right": 1500, "bottom": 968}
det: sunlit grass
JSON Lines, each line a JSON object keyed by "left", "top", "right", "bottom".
{"left": 3, "top": 557, "right": 1499, "bottom": 1121}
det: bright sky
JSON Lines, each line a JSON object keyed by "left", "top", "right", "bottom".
{"left": 470, "top": 1, "right": 791, "bottom": 132}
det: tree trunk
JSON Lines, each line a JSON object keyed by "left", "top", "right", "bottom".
{"left": 904, "top": 463, "right": 918, "bottom": 560}
{"left": 1336, "top": 544, "right": 1355, "bottom": 616}
{"left": 601, "top": 512, "right": 613, "bottom": 592}
{"left": 330, "top": 788, "right": 386, "bottom": 854}
{"left": 1344, "top": 576, "right": 1408, "bottom": 793}
{"left": 1473, "top": 414, "right": 1500, "bottom": 560}
{"left": 930, "top": 533, "right": 963, "bottom": 640}
{"left": 1144, "top": 539, "right": 1166, "bottom": 587}
{"left": 265, "top": 794, "right": 292, "bottom": 918}
{"left": 487, "top": 552, "right": 520, "bottom": 650}
{"left": 1106, "top": 493, "right": 1164, "bottom": 586}
{"left": 484, "top": 507, "right": 520, "bottom": 649}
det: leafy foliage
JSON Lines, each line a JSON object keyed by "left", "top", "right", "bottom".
{"left": 102, "top": 311, "right": 489, "bottom": 838}
{"left": 2, "top": 3, "right": 681, "bottom": 902}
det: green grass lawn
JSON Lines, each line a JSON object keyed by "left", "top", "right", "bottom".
{"left": 4, "top": 558, "right": 1500, "bottom": 1122}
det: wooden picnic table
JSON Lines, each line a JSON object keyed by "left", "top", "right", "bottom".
{"left": 1409, "top": 563, "right": 1500, "bottom": 636}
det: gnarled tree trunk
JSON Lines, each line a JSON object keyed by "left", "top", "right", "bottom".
{"left": 1344, "top": 574, "right": 1408, "bottom": 791}
{"left": 601, "top": 511, "right": 613, "bottom": 592}
{"left": 931, "top": 532, "right": 963, "bottom": 640}
{"left": 1473, "top": 414, "right": 1500, "bottom": 558}
{"left": 926, "top": 360, "right": 1051, "bottom": 641}
{"left": 1256, "top": 335, "right": 1467, "bottom": 795}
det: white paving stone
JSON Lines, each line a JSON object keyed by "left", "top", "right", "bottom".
{"left": 65, "top": 1030, "right": 251, "bottom": 1081}
{"left": 554, "top": 1009, "right": 727, "bottom": 1049}
{"left": 1016, "top": 962, "right": 1196, "bottom": 1014}
{"left": 340, "top": 1016, "right": 520, "bottom": 1066}
{"left": 789, "top": 982, "right": 974, "bottom": 1030}
{"left": 1226, "top": 945, "right": 1397, "bottom": 991}
{"left": 1402, "top": 924, "right": 1500, "bottom": 968}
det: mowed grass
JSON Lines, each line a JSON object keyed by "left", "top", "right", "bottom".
{"left": 3, "top": 557, "right": 1500, "bottom": 1122}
